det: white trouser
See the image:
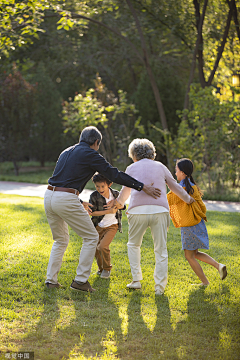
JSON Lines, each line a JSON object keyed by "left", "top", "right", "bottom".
{"left": 127, "top": 212, "right": 170, "bottom": 292}
{"left": 44, "top": 189, "right": 99, "bottom": 284}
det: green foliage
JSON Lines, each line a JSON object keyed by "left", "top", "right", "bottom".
{"left": 133, "top": 61, "right": 184, "bottom": 133}
{"left": 0, "top": 0, "right": 53, "bottom": 56}
{"left": 0, "top": 64, "right": 36, "bottom": 173}
{"left": 133, "top": 61, "right": 184, "bottom": 162}
{"left": 171, "top": 85, "right": 240, "bottom": 193}
{"left": 1, "top": 0, "right": 240, "bottom": 176}
{"left": 0, "top": 194, "right": 240, "bottom": 359}
{"left": 29, "top": 62, "right": 63, "bottom": 166}
{"left": 0, "top": 62, "right": 63, "bottom": 171}
{"left": 63, "top": 75, "right": 142, "bottom": 168}
{"left": 62, "top": 88, "right": 108, "bottom": 137}
{"left": 0, "top": 161, "right": 55, "bottom": 184}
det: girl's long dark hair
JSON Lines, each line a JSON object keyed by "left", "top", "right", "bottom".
{"left": 177, "top": 158, "right": 202, "bottom": 196}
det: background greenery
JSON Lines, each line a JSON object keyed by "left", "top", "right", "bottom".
{"left": 0, "top": 194, "right": 239, "bottom": 360}
{"left": 1, "top": 161, "right": 240, "bottom": 201}
{"left": 0, "top": 0, "right": 240, "bottom": 199}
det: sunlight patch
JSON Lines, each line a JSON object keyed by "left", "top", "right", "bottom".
{"left": 176, "top": 345, "right": 187, "bottom": 359}
{"left": 118, "top": 304, "right": 128, "bottom": 337}
{"left": 69, "top": 334, "right": 85, "bottom": 359}
{"left": 53, "top": 302, "right": 76, "bottom": 332}
{"left": 101, "top": 330, "right": 118, "bottom": 359}
{"left": 168, "top": 294, "right": 189, "bottom": 330}
{"left": 207, "top": 225, "right": 238, "bottom": 236}
{"left": 169, "top": 309, "right": 188, "bottom": 331}
{"left": 141, "top": 296, "right": 157, "bottom": 332}
{"left": 219, "top": 327, "right": 232, "bottom": 354}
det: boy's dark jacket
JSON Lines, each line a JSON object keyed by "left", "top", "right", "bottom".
{"left": 89, "top": 188, "right": 126, "bottom": 233}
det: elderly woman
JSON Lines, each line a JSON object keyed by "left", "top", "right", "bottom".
{"left": 116, "top": 139, "right": 194, "bottom": 295}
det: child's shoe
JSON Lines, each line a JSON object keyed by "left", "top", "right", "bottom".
{"left": 218, "top": 263, "right": 227, "bottom": 280}
{"left": 100, "top": 270, "right": 111, "bottom": 279}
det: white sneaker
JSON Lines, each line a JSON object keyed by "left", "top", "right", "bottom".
{"left": 155, "top": 286, "right": 164, "bottom": 295}
{"left": 101, "top": 270, "right": 111, "bottom": 279}
{"left": 155, "top": 289, "right": 164, "bottom": 296}
{"left": 218, "top": 263, "right": 227, "bottom": 280}
{"left": 126, "top": 281, "right": 141, "bottom": 289}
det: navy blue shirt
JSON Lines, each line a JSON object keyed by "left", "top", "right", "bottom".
{"left": 49, "top": 141, "right": 144, "bottom": 194}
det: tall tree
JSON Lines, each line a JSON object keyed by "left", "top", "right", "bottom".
{"left": 0, "top": 65, "right": 36, "bottom": 174}
{"left": 46, "top": 1, "right": 174, "bottom": 166}
{"left": 0, "top": 0, "right": 57, "bottom": 56}
{"left": 30, "top": 62, "right": 63, "bottom": 166}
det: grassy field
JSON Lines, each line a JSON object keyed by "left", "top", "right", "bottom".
{"left": 0, "top": 161, "right": 56, "bottom": 185}
{"left": 0, "top": 194, "right": 239, "bottom": 360}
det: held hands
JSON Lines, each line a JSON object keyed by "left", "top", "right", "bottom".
{"left": 188, "top": 197, "right": 195, "bottom": 204}
{"left": 103, "top": 200, "right": 118, "bottom": 214}
{"left": 107, "top": 206, "right": 118, "bottom": 214}
{"left": 104, "top": 199, "right": 124, "bottom": 210}
{"left": 142, "top": 183, "right": 161, "bottom": 199}
{"left": 82, "top": 201, "right": 93, "bottom": 215}
{"left": 104, "top": 199, "right": 115, "bottom": 209}
{"left": 114, "top": 199, "right": 124, "bottom": 209}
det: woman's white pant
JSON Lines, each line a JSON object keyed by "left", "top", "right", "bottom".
{"left": 127, "top": 212, "right": 170, "bottom": 292}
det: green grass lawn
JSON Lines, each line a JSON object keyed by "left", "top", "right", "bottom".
{"left": 0, "top": 194, "right": 239, "bottom": 360}
{"left": 0, "top": 161, "right": 56, "bottom": 185}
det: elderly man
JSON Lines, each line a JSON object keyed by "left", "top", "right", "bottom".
{"left": 44, "top": 126, "right": 160, "bottom": 292}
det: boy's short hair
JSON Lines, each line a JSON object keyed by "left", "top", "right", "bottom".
{"left": 92, "top": 173, "right": 112, "bottom": 186}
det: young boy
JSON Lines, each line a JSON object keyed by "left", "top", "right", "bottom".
{"left": 89, "top": 173, "right": 126, "bottom": 279}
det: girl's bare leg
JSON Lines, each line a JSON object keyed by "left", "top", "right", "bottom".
{"left": 184, "top": 249, "right": 209, "bottom": 285}
{"left": 194, "top": 250, "right": 219, "bottom": 269}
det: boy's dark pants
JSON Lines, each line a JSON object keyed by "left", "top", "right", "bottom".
{"left": 95, "top": 224, "right": 118, "bottom": 271}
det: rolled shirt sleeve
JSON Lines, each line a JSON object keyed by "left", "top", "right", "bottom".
{"left": 90, "top": 152, "right": 144, "bottom": 191}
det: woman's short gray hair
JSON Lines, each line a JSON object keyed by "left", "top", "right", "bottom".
{"left": 79, "top": 126, "right": 102, "bottom": 145}
{"left": 128, "top": 138, "right": 156, "bottom": 161}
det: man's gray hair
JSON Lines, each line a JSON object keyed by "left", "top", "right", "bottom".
{"left": 128, "top": 138, "right": 156, "bottom": 161}
{"left": 79, "top": 126, "right": 102, "bottom": 145}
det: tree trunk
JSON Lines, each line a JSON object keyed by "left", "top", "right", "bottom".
{"left": 13, "top": 160, "right": 19, "bottom": 176}
{"left": 184, "top": 0, "right": 208, "bottom": 110}
{"left": 184, "top": 0, "right": 233, "bottom": 108}
{"left": 47, "top": 5, "right": 171, "bottom": 167}
{"left": 126, "top": 0, "right": 168, "bottom": 131}
{"left": 207, "top": 1, "right": 234, "bottom": 86}
{"left": 226, "top": 0, "right": 240, "bottom": 42}
{"left": 126, "top": 0, "right": 172, "bottom": 170}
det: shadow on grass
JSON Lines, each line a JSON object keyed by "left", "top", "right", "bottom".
{"left": 174, "top": 286, "right": 222, "bottom": 359}
{"left": 122, "top": 291, "right": 176, "bottom": 359}
{"left": 17, "top": 275, "right": 123, "bottom": 360}
{"left": 1, "top": 198, "right": 239, "bottom": 360}
{"left": 3, "top": 265, "right": 239, "bottom": 360}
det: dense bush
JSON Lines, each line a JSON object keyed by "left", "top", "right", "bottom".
{"left": 170, "top": 85, "right": 240, "bottom": 194}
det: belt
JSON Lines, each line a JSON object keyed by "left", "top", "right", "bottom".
{"left": 47, "top": 185, "right": 79, "bottom": 196}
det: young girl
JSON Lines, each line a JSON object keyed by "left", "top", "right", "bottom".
{"left": 167, "top": 158, "right": 227, "bottom": 286}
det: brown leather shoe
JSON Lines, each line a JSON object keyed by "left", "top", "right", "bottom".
{"left": 45, "top": 282, "right": 62, "bottom": 289}
{"left": 70, "top": 280, "right": 96, "bottom": 293}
